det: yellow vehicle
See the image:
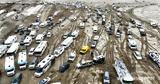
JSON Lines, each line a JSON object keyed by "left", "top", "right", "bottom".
{"left": 80, "top": 46, "right": 90, "bottom": 54}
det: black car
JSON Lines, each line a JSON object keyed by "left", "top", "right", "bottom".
{"left": 59, "top": 62, "right": 70, "bottom": 73}
{"left": 11, "top": 73, "right": 22, "bottom": 84}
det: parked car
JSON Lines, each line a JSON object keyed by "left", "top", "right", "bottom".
{"left": 91, "top": 40, "right": 97, "bottom": 48}
{"left": 11, "top": 73, "right": 22, "bottom": 84}
{"left": 139, "top": 28, "right": 146, "bottom": 36}
{"left": 29, "top": 57, "right": 38, "bottom": 70}
{"left": 68, "top": 51, "right": 76, "bottom": 62}
{"left": 59, "top": 62, "right": 70, "bottom": 73}
{"left": 38, "top": 77, "right": 51, "bottom": 84}
{"left": 76, "top": 60, "right": 93, "bottom": 68}
{"left": 28, "top": 47, "right": 35, "bottom": 56}
{"left": 103, "top": 71, "right": 110, "bottom": 84}
{"left": 47, "top": 32, "right": 52, "bottom": 38}
{"left": 80, "top": 46, "right": 90, "bottom": 54}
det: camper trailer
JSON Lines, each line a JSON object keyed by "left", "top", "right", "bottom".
{"left": 61, "top": 37, "right": 73, "bottom": 48}
{"left": 7, "top": 43, "right": 20, "bottom": 56}
{"left": 5, "top": 56, "right": 15, "bottom": 76}
{"left": 4, "top": 35, "right": 17, "bottom": 47}
{"left": 34, "top": 41, "right": 47, "bottom": 56}
{"left": 0, "top": 45, "right": 7, "bottom": 57}
{"left": 17, "top": 50, "right": 27, "bottom": 69}
{"left": 35, "top": 55, "right": 55, "bottom": 77}
{"left": 23, "top": 36, "right": 32, "bottom": 46}
{"left": 113, "top": 59, "right": 134, "bottom": 84}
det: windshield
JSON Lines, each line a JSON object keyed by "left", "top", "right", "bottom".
{"left": 36, "top": 68, "right": 43, "bottom": 73}
{"left": 19, "top": 63, "right": 26, "bottom": 66}
{"left": 69, "top": 56, "right": 74, "bottom": 58}
{"left": 131, "top": 45, "right": 136, "bottom": 47}
{"left": 122, "top": 80, "right": 134, "bottom": 84}
{"left": 7, "top": 52, "right": 14, "bottom": 56}
{"left": 6, "top": 68, "right": 14, "bottom": 72}
{"left": 34, "top": 52, "right": 41, "bottom": 55}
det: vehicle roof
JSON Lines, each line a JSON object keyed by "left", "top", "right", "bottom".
{"left": 29, "top": 47, "right": 35, "bottom": 51}
{"left": 82, "top": 46, "right": 89, "bottom": 49}
{"left": 37, "top": 54, "right": 55, "bottom": 68}
{"left": 24, "top": 36, "right": 32, "bottom": 42}
{"left": 18, "top": 51, "right": 27, "bottom": 64}
{"left": 61, "top": 37, "right": 73, "bottom": 45}
{"left": 34, "top": 41, "right": 47, "bottom": 52}
{"left": 30, "top": 30, "right": 36, "bottom": 35}
{"left": 5, "top": 56, "right": 14, "bottom": 70}
{"left": 36, "top": 34, "right": 44, "bottom": 40}
{"left": 7, "top": 43, "right": 19, "bottom": 53}
{"left": 0, "top": 45, "right": 7, "bottom": 53}
{"left": 5, "top": 35, "right": 17, "bottom": 44}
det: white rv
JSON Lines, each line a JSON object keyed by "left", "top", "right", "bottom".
{"left": 61, "top": 37, "right": 73, "bottom": 48}
{"left": 4, "top": 35, "right": 17, "bottom": 47}
{"left": 0, "top": 45, "right": 7, "bottom": 57}
{"left": 29, "top": 30, "right": 37, "bottom": 38}
{"left": 53, "top": 46, "right": 65, "bottom": 57}
{"left": 35, "top": 54, "right": 55, "bottom": 77}
{"left": 23, "top": 36, "right": 32, "bottom": 46}
{"left": 5, "top": 56, "right": 15, "bottom": 76}
{"left": 36, "top": 34, "right": 44, "bottom": 43}
{"left": 18, "top": 50, "right": 27, "bottom": 69}
{"left": 7, "top": 43, "right": 20, "bottom": 56}
{"left": 34, "top": 41, "right": 47, "bottom": 56}
{"left": 113, "top": 59, "right": 134, "bottom": 84}
{"left": 128, "top": 39, "right": 137, "bottom": 50}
